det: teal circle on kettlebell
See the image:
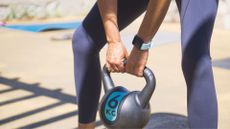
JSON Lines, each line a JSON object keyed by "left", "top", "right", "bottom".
{"left": 102, "top": 87, "right": 128, "bottom": 123}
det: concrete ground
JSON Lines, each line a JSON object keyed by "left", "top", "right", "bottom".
{"left": 0, "top": 19, "right": 229, "bottom": 129}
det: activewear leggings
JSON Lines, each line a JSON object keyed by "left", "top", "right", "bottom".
{"left": 72, "top": 0, "right": 218, "bottom": 128}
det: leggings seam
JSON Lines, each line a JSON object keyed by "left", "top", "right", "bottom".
{"left": 181, "top": 0, "right": 191, "bottom": 23}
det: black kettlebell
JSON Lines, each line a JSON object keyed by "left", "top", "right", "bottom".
{"left": 99, "top": 65, "right": 156, "bottom": 129}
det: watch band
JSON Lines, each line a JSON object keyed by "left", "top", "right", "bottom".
{"left": 132, "top": 35, "right": 152, "bottom": 50}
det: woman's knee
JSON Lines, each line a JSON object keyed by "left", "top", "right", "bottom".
{"left": 181, "top": 50, "right": 212, "bottom": 74}
{"left": 72, "top": 24, "right": 99, "bottom": 57}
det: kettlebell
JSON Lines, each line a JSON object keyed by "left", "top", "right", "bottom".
{"left": 99, "top": 65, "right": 156, "bottom": 129}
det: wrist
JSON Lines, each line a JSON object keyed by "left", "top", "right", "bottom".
{"left": 107, "top": 40, "right": 121, "bottom": 45}
{"left": 104, "top": 21, "right": 121, "bottom": 44}
{"left": 106, "top": 28, "right": 121, "bottom": 44}
{"left": 133, "top": 45, "right": 149, "bottom": 52}
{"left": 107, "top": 40, "right": 122, "bottom": 45}
{"left": 136, "top": 33, "right": 152, "bottom": 43}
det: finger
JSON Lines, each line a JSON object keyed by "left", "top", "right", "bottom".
{"left": 106, "top": 62, "right": 112, "bottom": 72}
{"left": 137, "top": 71, "right": 144, "bottom": 77}
{"left": 135, "top": 66, "right": 144, "bottom": 77}
{"left": 113, "top": 64, "right": 120, "bottom": 72}
{"left": 110, "top": 61, "right": 120, "bottom": 72}
{"left": 117, "top": 61, "right": 125, "bottom": 73}
{"left": 126, "top": 63, "right": 135, "bottom": 75}
{"left": 125, "top": 60, "right": 130, "bottom": 73}
{"left": 126, "top": 61, "right": 135, "bottom": 74}
{"left": 107, "top": 59, "right": 116, "bottom": 72}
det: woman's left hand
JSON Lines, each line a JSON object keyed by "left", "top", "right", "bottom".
{"left": 125, "top": 46, "right": 149, "bottom": 77}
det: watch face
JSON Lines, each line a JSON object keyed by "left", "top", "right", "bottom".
{"left": 132, "top": 35, "right": 152, "bottom": 50}
{"left": 140, "top": 42, "right": 152, "bottom": 50}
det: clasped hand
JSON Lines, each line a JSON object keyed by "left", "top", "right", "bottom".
{"left": 106, "top": 42, "right": 149, "bottom": 77}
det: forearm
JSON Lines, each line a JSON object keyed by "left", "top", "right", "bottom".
{"left": 138, "top": 0, "right": 171, "bottom": 42}
{"left": 97, "top": 0, "right": 121, "bottom": 44}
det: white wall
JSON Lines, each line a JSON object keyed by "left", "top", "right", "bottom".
{"left": 0, "top": 0, "right": 229, "bottom": 29}
{"left": 0, "top": 0, "right": 96, "bottom": 20}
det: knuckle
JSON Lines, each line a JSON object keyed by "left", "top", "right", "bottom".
{"left": 109, "top": 60, "right": 115, "bottom": 64}
{"left": 107, "top": 59, "right": 116, "bottom": 64}
{"left": 138, "top": 67, "right": 144, "bottom": 72}
{"left": 113, "top": 70, "right": 118, "bottom": 73}
{"left": 126, "top": 69, "right": 132, "bottom": 74}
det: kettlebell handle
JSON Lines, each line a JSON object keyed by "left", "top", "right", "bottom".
{"left": 101, "top": 65, "right": 156, "bottom": 107}
{"left": 139, "top": 67, "right": 156, "bottom": 108}
{"left": 102, "top": 65, "right": 115, "bottom": 92}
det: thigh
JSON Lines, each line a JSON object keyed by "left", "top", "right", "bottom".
{"left": 177, "top": 0, "right": 218, "bottom": 55}
{"left": 81, "top": 0, "right": 150, "bottom": 51}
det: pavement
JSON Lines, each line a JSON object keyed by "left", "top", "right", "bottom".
{"left": 0, "top": 19, "right": 229, "bottom": 129}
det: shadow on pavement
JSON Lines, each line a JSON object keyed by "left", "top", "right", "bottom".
{"left": 0, "top": 76, "right": 103, "bottom": 128}
{"left": 0, "top": 76, "right": 189, "bottom": 128}
{"left": 213, "top": 57, "right": 230, "bottom": 70}
{"left": 144, "top": 112, "right": 189, "bottom": 129}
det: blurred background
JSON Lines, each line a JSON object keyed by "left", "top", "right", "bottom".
{"left": 0, "top": 0, "right": 230, "bottom": 29}
{"left": 0, "top": 0, "right": 229, "bottom": 129}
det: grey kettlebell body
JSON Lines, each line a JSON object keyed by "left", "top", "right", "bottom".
{"left": 99, "top": 65, "right": 156, "bottom": 129}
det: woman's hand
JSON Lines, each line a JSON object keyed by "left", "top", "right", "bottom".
{"left": 106, "top": 42, "right": 128, "bottom": 73}
{"left": 98, "top": 0, "right": 126, "bottom": 73}
{"left": 126, "top": 46, "right": 149, "bottom": 77}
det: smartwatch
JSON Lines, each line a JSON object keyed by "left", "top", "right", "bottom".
{"left": 132, "top": 35, "right": 152, "bottom": 51}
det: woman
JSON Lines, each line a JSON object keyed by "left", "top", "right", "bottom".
{"left": 72, "top": 0, "right": 218, "bottom": 128}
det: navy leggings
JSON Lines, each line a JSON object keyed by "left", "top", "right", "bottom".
{"left": 72, "top": 0, "right": 218, "bottom": 128}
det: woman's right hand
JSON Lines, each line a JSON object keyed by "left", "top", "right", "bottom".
{"left": 106, "top": 42, "right": 128, "bottom": 73}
